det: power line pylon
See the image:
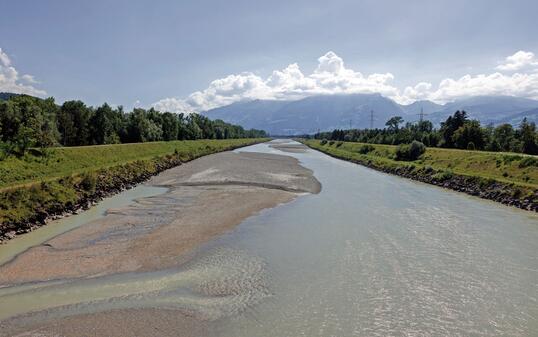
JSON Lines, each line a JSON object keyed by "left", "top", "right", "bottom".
{"left": 417, "top": 107, "right": 429, "bottom": 123}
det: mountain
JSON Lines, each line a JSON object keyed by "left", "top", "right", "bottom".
{"left": 204, "top": 94, "right": 538, "bottom": 134}
{"left": 204, "top": 93, "right": 409, "bottom": 135}
{"left": 0, "top": 92, "right": 21, "bottom": 101}
{"left": 427, "top": 96, "right": 538, "bottom": 125}
{"left": 400, "top": 100, "right": 444, "bottom": 115}
{"left": 497, "top": 108, "right": 538, "bottom": 126}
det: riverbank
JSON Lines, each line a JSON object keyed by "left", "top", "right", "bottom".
{"left": 0, "top": 145, "right": 321, "bottom": 335}
{"left": 0, "top": 145, "right": 319, "bottom": 282}
{"left": 0, "top": 139, "right": 268, "bottom": 242}
{"left": 299, "top": 139, "right": 537, "bottom": 211}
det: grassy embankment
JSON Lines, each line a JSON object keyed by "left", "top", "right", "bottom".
{"left": 300, "top": 139, "right": 538, "bottom": 211}
{"left": 0, "top": 138, "right": 267, "bottom": 239}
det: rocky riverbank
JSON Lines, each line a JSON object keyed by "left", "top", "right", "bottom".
{"left": 300, "top": 141, "right": 537, "bottom": 212}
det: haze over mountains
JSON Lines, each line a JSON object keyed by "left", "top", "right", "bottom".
{"left": 203, "top": 94, "right": 538, "bottom": 135}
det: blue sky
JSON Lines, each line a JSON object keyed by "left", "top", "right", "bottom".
{"left": 1, "top": 0, "right": 537, "bottom": 111}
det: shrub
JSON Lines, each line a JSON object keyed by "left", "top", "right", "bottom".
{"left": 519, "top": 156, "right": 538, "bottom": 168}
{"left": 395, "top": 141, "right": 426, "bottom": 161}
{"left": 320, "top": 139, "right": 328, "bottom": 145}
{"left": 328, "top": 140, "right": 335, "bottom": 146}
{"left": 335, "top": 141, "right": 343, "bottom": 148}
{"left": 358, "top": 144, "right": 375, "bottom": 154}
{"left": 503, "top": 155, "right": 522, "bottom": 164}
{"left": 79, "top": 172, "right": 97, "bottom": 193}
{"left": 433, "top": 169, "right": 453, "bottom": 181}
{"left": 467, "top": 142, "right": 475, "bottom": 150}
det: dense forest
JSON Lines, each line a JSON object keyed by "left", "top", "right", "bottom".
{"left": 313, "top": 111, "right": 538, "bottom": 155}
{"left": 0, "top": 94, "right": 266, "bottom": 156}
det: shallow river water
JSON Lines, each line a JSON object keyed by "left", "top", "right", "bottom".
{"left": 1, "top": 141, "right": 537, "bottom": 336}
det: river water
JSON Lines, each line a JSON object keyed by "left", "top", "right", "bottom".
{"left": 1, "top": 141, "right": 537, "bottom": 336}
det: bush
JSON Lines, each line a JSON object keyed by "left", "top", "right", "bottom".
{"left": 358, "top": 144, "right": 375, "bottom": 154}
{"left": 320, "top": 139, "right": 328, "bottom": 145}
{"left": 79, "top": 172, "right": 97, "bottom": 193}
{"left": 519, "top": 156, "right": 538, "bottom": 168}
{"left": 395, "top": 141, "right": 426, "bottom": 161}
{"left": 335, "top": 141, "right": 343, "bottom": 147}
{"left": 467, "top": 142, "right": 475, "bottom": 150}
{"left": 433, "top": 169, "right": 453, "bottom": 181}
{"left": 328, "top": 140, "right": 335, "bottom": 146}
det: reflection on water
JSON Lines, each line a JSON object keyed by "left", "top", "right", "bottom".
{"left": 1, "top": 141, "right": 538, "bottom": 336}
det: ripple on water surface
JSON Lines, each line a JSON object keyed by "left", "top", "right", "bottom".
{"left": 0, "top": 247, "right": 270, "bottom": 327}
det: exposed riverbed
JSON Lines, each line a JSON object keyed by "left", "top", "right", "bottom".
{"left": 1, "top": 140, "right": 537, "bottom": 336}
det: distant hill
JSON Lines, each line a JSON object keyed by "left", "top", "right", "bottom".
{"left": 497, "top": 108, "right": 538, "bottom": 126}
{"left": 400, "top": 100, "right": 444, "bottom": 115}
{"left": 0, "top": 92, "right": 21, "bottom": 101}
{"left": 427, "top": 96, "right": 538, "bottom": 125}
{"left": 204, "top": 94, "right": 538, "bottom": 134}
{"left": 204, "top": 93, "right": 410, "bottom": 135}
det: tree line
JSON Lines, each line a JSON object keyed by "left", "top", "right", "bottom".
{"left": 313, "top": 111, "right": 538, "bottom": 155}
{"left": 0, "top": 95, "right": 266, "bottom": 156}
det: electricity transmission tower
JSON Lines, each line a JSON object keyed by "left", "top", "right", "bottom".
{"left": 369, "top": 110, "right": 375, "bottom": 129}
{"left": 417, "top": 107, "right": 429, "bottom": 123}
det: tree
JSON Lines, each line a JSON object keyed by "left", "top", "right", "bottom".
{"left": 58, "top": 100, "right": 91, "bottom": 146}
{"left": 161, "top": 112, "right": 179, "bottom": 141}
{"left": 492, "top": 123, "right": 514, "bottom": 152}
{"left": 385, "top": 116, "right": 404, "bottom": 132}
{"left": 439, "top": 110, "right": 468, "bottom": 147}
{"left": 417, "top": 120, "right": 433, "bottom": 133}
{"left": 452, "top": 120, "right": 486, "bottom": 150}
{"left": 519, "top": 118, "right": 538, "bottom": 154}
{"left": 0, "top": 95, "right": 59, "bottom": 153}
{"left": 89, "top": 103, "right": 123, "bottom": 144}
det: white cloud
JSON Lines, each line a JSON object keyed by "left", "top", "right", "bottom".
{"left": 496, "top": 50, "right": 538, "bottom": 71}
{"left": 422, "top": 72, "right": 538, "bottom": 103}
{"left": 0, "top": 48, "right": 46, "bottom": 96}
{"left": 154, "top": 50, "right": 538, "bottom": 112}
{"left": 152, "top": 97, "right": 196, "bottom": 115}
{"left": 21, "top": 74, "right": 38, "bottom": 84}
{"left": 153, "top": 51, "right": 401, "bottom": 112}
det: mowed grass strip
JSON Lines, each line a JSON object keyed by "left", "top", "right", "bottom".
{"left": 0, "top": 139, "right": 266, "bottom": 190}
{"left": 301, "top": 140, "right": 538, "bottom": 189}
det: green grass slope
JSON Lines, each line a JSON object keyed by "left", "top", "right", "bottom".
{"left": 0, "top": 139, "right": 264, "bottom": 190}
{"left": 300, "top": 139, "right": 537, "bottom": 210}
{"left": 0, "top": 138, "right": 267, "bottom": 239}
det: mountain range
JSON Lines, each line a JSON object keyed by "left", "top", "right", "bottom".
{"left": 3, "top": 91, "right": 538, "bottom": 135}
{"left": 203, "top": 94, "right": 538, "bottom": 135}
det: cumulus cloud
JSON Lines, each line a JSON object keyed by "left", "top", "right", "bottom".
{"left": 153, "top": 51, "right": 400, "bottom": 112}
{"left": 420, "top": 72, "right": 538, "bottom": 103}
{"left": 154, "top": 50, "right": 538, "bottom": 112}
{"left": 152, "top": 97, "right": 196, "bottom": 115}
{"left": 496, "top": 50, "right": 538, "bottom": 72}
{"left": 0, "top": 48, "right": 46, "bottom": 96}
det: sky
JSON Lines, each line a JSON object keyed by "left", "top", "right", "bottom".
{"left": 1, "top": 0, "right": 538, "bottom": 113}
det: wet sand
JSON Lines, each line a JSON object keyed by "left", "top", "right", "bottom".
{"left": 0, "top": 147, "right": 320, "bottom": 336}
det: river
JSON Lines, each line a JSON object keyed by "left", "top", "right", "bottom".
{"left": 1, "top": 140, "right": 537, "bottom": 336}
